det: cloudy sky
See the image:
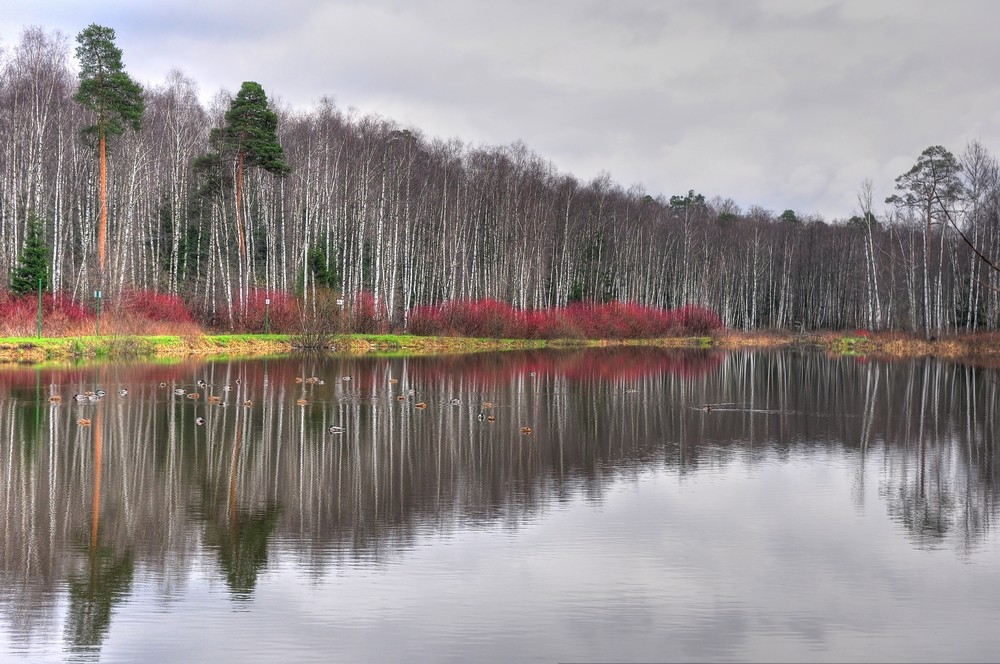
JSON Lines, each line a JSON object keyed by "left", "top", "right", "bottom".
{"left": 3, "top": 0, "right": 999, "bottom": 220}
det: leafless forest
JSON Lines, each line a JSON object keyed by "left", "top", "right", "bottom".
{"left": 4, "top": 27, "right": 1000, "bottom": 332}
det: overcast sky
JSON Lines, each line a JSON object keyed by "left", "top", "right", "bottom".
{"left": 3, "top": 0, "right": 1000, "bottom": 220}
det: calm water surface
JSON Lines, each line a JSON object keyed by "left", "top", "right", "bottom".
{"left": 1, "top": 348, "right": 999, "bottom": 662}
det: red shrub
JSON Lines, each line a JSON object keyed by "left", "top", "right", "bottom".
{"left": 349, "top": 291, "right": 389, "bottom": 333}
{"left": 675, "top": 304, "right": 722, "bottom": 335}
{"left": 117, "top": 289, "right": 195, "bottom": 323}
{"left": 241, "top": 289, "right": 300, "bottom": 333}
{"left": 404, "top": 299, "right": 722, "bottom": 340}
{"left": 0, "top": 291, "right": 93, "bottom": 336}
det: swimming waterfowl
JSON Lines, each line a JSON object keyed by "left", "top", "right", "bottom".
{"left": 73, "top": 394, "right": 87, "bottom": 402}
{"left": 196, "top": 417, "right": 206, "bottom": 425}
{"left": 415, "top": 402, "right": 427, "bottom": 409}
{"left": 328, "top": 425, "right": 344, "bottom": 434}
{"left": 482, "top": 401, "right": 494, "bottom": 409}
{"left": 244, "top": 400, "right": 252, "bottom": 408}
{"left": 342, "top": 376, "right": 351, "bottom": 381}
{"left": 487, "top": 415, "right": 496, "bottom": 422}
{"left": 197, "top": 379, "right": 207, "bottom": 388}
{"left": 450, "top": 398, "right": 461, "bottom": 406}
{"left": 520, "top": 426, "right": 533, "bottom": 435}
{"left": 49, "top": 395, "right": 62, "bottom": 403}
{"left": 295, "top": 377, "right": 303, "bottom": 384}
{"left": 396, "top": 395, "right": 406, "bottom": 401}
{"left": 118, "top": 388, "right": 127, "bottom": 397}
{"left": 186, "top": 392, "right": 200, "bottom": 400}
{"left": 478, "top": 413, "right": 485, "bottom": 421}
{"left": 77, "top": 418, "right": 91, "bottom": 426}
{"left": 389, "top": 378, "right": 398, "bottom": 384}
{"left": 95, "top": 389, "right": 107, "bottom": 397}
{"left": 207, "top": 395, "right": 222, "bottom": 404}
{"left": 174, "top": 388, "right": 186, "bottom": 395}
{"left": 296, "top": 398, "right": 308, "bottom": 406}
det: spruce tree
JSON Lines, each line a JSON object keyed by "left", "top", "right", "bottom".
{"left": 10, "top": 215, "right": 50, "bottom": 296}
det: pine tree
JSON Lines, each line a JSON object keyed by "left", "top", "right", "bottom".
{"left": 10, "top": 215, "right": 50, "bottom": 296}
{"left": 196, "top": 81, "right": 290, "bottom": 259}
{"left": 74, "top": 24, "right": 145, "bottom": 277}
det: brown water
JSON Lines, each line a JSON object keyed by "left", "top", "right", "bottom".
{"left": 1, "top": 348, "right": 998, "bottom": 662}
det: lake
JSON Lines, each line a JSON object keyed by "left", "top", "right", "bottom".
{"left": 1, "top": 348, "right": 998, "bottom": 663}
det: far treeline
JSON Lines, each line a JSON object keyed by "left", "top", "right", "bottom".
{"left": 3, "top": 25, "right": 1000, "bottom": 337}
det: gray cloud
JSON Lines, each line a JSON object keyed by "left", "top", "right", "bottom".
{"left": 3, "top": 0, "right": 1000, "bottom": 219}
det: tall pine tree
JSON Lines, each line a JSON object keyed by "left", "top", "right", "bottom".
{"left": 74, "top": 24, "right": 145, "bottom": 279}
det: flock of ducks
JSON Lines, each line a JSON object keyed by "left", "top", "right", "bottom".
{"left": 50, "top": 374, "right": 536, "bottom": 436}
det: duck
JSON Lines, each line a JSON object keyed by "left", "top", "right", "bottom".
{"left": 87, "top": 394, "right": 100, "bottom": 402}
{"left": 48, "top": 395, "right": 62, "bottom": 403}
{"left": 195, "top": 417, "right": 206, "bottom": 426}
{"left": 73, "top": 394, "right": 88, "bottom": 402}
{"left": 173, "top": 388, "right": 186, "bottom": 395}
{"left": 487, "top": 415, "right": 496, "bottom": 422}
{"left": 389, "top": 378, "right": 398, "bottom": 384}
{"left": 477, "top": 413, "right": 485, "bottom": 422}
{"left": 295, "top": 377, "right": 303, "bottom": 384}
{"left": 342, "top": 376, "right": 351, "bottom": 382}
{"left": 704, "top": 404, "right": 712, "bottom": 412}
{"left": 118, "top": 388, "right": 128, "bottom": 397}
{"left": 482, "top": 401, "right": 494, "bottom": 409}
{"left": 77, "top": 418, "right": 91, "bottom": 426}
{"left": 520, "top": 426, "right": 533, "bottom": 435}
{"left": 222, "top": 385, "right": 232, "bottom": 391}
{"left": 244, "top": 399, "right": 253, "bottom": 408}
{"left": 197, "top": 379, "right": 207, "bottom": 388}
{"left": 328, "top": 425, "right": 344, "bottom": 434}
{"left": 95, "top": 389, "right": 107, "bottom": 397}
{"left": 296, "top": 398, "right": 308, "bottom": 406}
{"left": 450, "top": 398, "right": 461, "bottom": 406}
{"left": 186, "top": 392, "right": 200, "bottom": 400}
{"left": 159, "top": 382, "right": 167, "bottom": 388}
{"left": 207, "top": 395, "right": 222, "bottom": 404}
{"left": 414, "top": 402, "right": 427, "bottom": 409}
{"left": 396, "top": 395, "right": 406, "bottom": 401}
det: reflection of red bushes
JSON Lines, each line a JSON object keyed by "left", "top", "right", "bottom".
{"left": 406, "top": 299, "right": 722, "bottom": 339}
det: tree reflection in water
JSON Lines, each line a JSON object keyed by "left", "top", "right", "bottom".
{"left": 0, "top": 348, "right": 997, "bottom": 655}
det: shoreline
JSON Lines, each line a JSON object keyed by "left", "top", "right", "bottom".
{"left": 0, "top": 330, "right": 997, "bottom": 366}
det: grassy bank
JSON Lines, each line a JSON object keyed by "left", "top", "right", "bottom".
{"left": 2, "top": 329, "right": 998, "bottom": 365}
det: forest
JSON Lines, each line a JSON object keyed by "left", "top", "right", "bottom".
{"left": 3, "top": 25, "right": 1000, "bottom": 336}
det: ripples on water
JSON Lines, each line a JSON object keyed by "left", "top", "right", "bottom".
{"left": 1, "top": 348, "right": 999, "bottom": 662}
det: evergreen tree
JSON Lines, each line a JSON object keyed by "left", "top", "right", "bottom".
{"left": 196, "top": 81, "right": 290, "bottom": 259}
{"left": 74, "top": 24, "right": 145, "bottom": 277}
{"left": 10, "top": 215, "right": 50, "bottom": 296}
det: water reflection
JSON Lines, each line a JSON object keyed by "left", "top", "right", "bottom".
{"left": 0, "top": 348, "right": 998, "bottom": 660}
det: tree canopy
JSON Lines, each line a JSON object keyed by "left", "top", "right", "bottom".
{"left": 73, "top": 24, "right": 144, "bottom": 139}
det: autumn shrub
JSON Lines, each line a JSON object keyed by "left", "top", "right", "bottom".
{"left": 117, "top": 289, "right": 195, "bottom": 323}
{"left": 404, "top": 299, "right": 722, "bottom": 340}
{"left": 240, "top": 289, "right": 300, "bottom": 333}
{"left": 347, "top": 291, "right": 389, "bottom": 334}
{"left": 674, "top": 304, "right": 722, "bottom": 336}
{"left": 0, "top": 291, "right": 93, "bottom": 336}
